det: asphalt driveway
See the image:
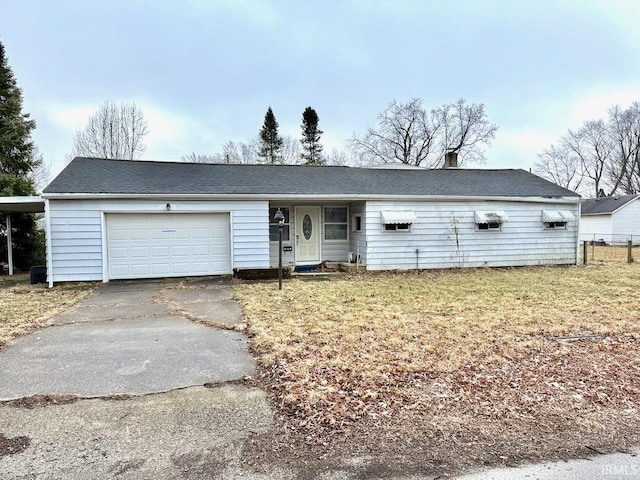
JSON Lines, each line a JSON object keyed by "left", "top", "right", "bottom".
{"left": 0, "top": 277, "right": 254, "bottom": 400}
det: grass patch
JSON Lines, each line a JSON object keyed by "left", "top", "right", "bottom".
{"left": 581, "top": 244, "right": 639, "bottom": 264}
{"left": 235, "top": 265, "right": 640, "bottom": 434}
{"left": 0, "top": 281, "right": 96, "bottom": 347}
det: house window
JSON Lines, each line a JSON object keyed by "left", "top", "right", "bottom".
{"left": 269, "top": 207, "right": 290, "bottom": 241}
{"left": 477, "top": 222, "right": 501, "bottom": 230}
{"left": 542, "top": 210, "right": 574, "bottom": 230}
{"left": 474, "top": 211, "right": 508, "bottom": 231}
{"left": 352, "top": 214, "right": 362, "bottom": 232}
{"left": 381, "top": 210, "right": 417, "bottom": 232}
{"left": 324, "top": 207, "right": 348, "bottom": 240}
{"left": 544, "top": 221, "right": 567, "bottom": 229}
{"left": 384, "top": 223, "right": 411, "bottom": 232}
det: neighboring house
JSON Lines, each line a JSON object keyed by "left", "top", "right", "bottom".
{"left": 580, "top": 195, "right": 640, "bottom": 245}
{"left": 41, "top": 157, "right": 581, "bottom": 286}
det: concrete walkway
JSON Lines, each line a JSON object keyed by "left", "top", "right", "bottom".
{"left": 0, "top": 277, "right": 254, "bottom": 400}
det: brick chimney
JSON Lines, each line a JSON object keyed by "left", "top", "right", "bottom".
{"left": 443, "top": 151, "right": 458, "bottom": 168}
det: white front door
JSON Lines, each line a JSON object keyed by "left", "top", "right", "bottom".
{"left": 295, "top": 206, "right": 321, "bottom": 264}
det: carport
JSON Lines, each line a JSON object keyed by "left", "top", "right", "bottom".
{"left": 0, "top": 196, "right": 45, "bottom": 275}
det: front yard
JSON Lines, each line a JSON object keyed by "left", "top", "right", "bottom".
{"left": 235, "top": 264, "right": 640, "bottom": 472}
{"left": 0, "top": 278, "right": 95, "bottom": 347}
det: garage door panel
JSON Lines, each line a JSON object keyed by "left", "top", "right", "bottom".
{"left": 192, "top": 262, "right": 211, "bottom": 273}
{"left": 109, "top": 247, "right": 128, "bottom": 259}
{"left": 172, "top": 263, "right": 190, "bottom": 274}
{"left": 110, "top": 265, "right": 129, "bottom": 277}
{"left": 192, "top": 245, "right": 209, "bottom": 256}
{"left": 131, "top": 264, "right": 150, "bottom": 275}
{"left": 151, "top": 264, "right": 170, "bottom": 275}
{"left": 171, "top": 245, "right": 190, "bottom": 257}
{"left": 172, "top": 229, "right": 189, "bottom": 240}
{"left": 130, "top": 229, "right": 149, "bottom": 240}
{"left": 192, "top": 228, "right": 209, "bottom": 239}
{"left": 151, "top": 246, "right": 170, "bottom": 257}
{"left": 150, "top": 229, "right": 171, "bottom": 240}
{"left": 130, "top": 247, "right": 150, "bottom": 257}
{"left": 109, "top": 229, "right": 129, "bottom": 241}
{"left": 107, "top": 213, "right": 231, "bottom": 280}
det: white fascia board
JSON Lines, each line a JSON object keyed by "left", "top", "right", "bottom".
{"left": 41, "top": 193, "right": 582, "bottom": 204}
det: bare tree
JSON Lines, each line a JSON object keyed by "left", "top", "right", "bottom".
{"left": 71, "top": 101, "right": 149, "bottom": 160}
{"left": 347, "top": 98, "right": 440, "bottom": 167}
{"left": 563, "top": 120, "right": 614, "bottom": 197}
{"left": 324, "top": 149, "right": 352, "bottom": 166}
{"left": 540, "top": 101, "right": 640, "bottom": 198}
{"left": 607, "top": 103, "right": 640, "bottom": 194}
{"left": 533, "top": 144, "right": 585, "bottom": 193}
{"left": 29, "top": 147, "right": 50, "bottom": 193}
{"left": 433, "top": 99, "right": 498, "bottom": 164}
{"left": 183, "top": 135, "right": 302, "bottom": 166}
{"left": 223, "top": 138, "right": 260, "bottom": 164}
{"left": 281, "top": 135, "right": 301, "bottom": 165}
{"left": 348, "top": 98, "right": 497, "bottom": 167}
{"left": 181, "top": 152, "right": 221, "bottom": 163}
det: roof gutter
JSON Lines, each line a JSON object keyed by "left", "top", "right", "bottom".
{"left": 41, "top": 192, "right": 581, "bottom": 204}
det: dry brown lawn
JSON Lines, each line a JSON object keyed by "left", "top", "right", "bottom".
{"left": 582, "top": 244, "right": 639, "bottom": 264}
{"left": 0, "top": 279, "right": 96, "bottom": 347}
{"left": 235, "top": 264, "right": 640, "bottom": 469}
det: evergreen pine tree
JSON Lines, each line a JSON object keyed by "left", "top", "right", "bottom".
{"left": 0, "top": 40, "right": 44, "bottom": 270}
{"left": 258, "top": 107, "right": 283, "bottom": 164}
{"left": 300, "top": 106, "right": 324, "bottom": 165}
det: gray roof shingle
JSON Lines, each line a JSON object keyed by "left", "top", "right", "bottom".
{"left": 43, "top": 157, "right": 580, "bottom": 198}
{"left": 581, "top": 195, "right": 639, "bottom": 214}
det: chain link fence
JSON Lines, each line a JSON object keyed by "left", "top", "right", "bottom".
{"left": 580, "top": 234, "right": 639, "bottom": 264}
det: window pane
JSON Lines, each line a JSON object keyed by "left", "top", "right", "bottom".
{"left": 269, "top": 224, "right": 290, "bottom": 241}
{"left": 325, "top": 207, "right": 347, "bottom": 223}
{"left": 325, "top": 224, "right": 348, "bottom": 240}
{"left": 269, "top": 207, "right": 290, "bottom": 223}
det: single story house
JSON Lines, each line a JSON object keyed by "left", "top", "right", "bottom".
{"left": 580, "top": 194, "right": 640, "bottom": 245}
{"left": 41, "top": 157, "right": 581, "bottom": 286}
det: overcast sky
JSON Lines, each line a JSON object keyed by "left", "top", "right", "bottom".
{"left": 2, "top": 0, "right": 640, "bottom": 177}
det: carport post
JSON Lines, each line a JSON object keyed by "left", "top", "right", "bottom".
{"left": 6, "top": 214, "right": 13, "bottom": 275}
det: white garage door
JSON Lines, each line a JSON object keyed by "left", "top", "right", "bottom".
{"left": 106, "top": 213, "right": 231, "bottom": 280}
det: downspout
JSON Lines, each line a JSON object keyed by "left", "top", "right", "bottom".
{"left": 44, "top": 199, "right": 54, "bottom": 288}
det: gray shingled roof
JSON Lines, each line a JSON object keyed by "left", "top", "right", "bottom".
{"left": 43, "top": 157, "right": 580, "bottom": 198}
{"left": 581, "top": 195, "right": 639, "bottom": 214}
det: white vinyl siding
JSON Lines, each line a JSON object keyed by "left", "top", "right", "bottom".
{"left": 364, "top": 200, "right": 579, "bottom": 270}
{"left": 579, "top": 215, "right": 612, "bottom": 244}
{"left": 47, "top": 199, "right": 269, "bottom": 283}
{"left": 611, "top": 199, "right": 640, "bottom": 244}
{"left": 580, "top": 199, "right": 640, "bottom": 245}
